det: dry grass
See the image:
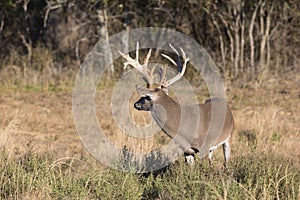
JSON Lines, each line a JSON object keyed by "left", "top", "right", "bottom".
{"left": 0, "top": 46, "right": 76, "bottom": 92}
{"left": 0, "top": 85, "right": 298, "bottom": 199}
{"left": 0, "top": 92, "right": 83, "bottom": 159}
{"left": 229, "top": 73, "right": 300, "bottom": 164}
{"left": 0, "top": 52, "right": 299, "bottom": 198}
{"left": 0, "top": 71, "right": 299, "bottom": 164}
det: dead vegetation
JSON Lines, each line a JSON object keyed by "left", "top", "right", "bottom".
{"left": 0, "top": 74, "right": 299, "bottom": 198}
{"left": 0, "top": 69, "right": 299, "bottom": 163}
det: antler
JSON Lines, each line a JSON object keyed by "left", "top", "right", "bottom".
{"left": 119, "top": 42, "right": 189, "bottom": 89}
{"left": 161, "top": 44, "right": 190, "bottom": 88}
{"left": 118, "top": 42, "right": 153, "bottom": 85}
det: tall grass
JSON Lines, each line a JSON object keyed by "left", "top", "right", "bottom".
{"left": 0, "top": 148, "right": 299, "bottom": 199}
{"left": 0, "top": 45, "right": 76, "bottom": 92}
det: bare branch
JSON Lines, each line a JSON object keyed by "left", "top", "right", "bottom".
{"left": 75, "top": 37, "right": 88, "bottom": 66}
{"left": 44, "top": 4, "right": 62, "bottom": 27}
{"left": 23, "top": 0, "right": 31, "bottom": 12}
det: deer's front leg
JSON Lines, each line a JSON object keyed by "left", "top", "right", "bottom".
{"left": 184, "top": 148, "right": 197, "bottom": 165}
{"left": 184, "top": 153, "right": 195, "bottom": 165}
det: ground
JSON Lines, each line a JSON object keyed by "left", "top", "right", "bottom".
{"left": 0, "top": 72, "right": 299, "bottom": 199}
{"left": 0, "top": 72, "right": 299, "bottom": 164}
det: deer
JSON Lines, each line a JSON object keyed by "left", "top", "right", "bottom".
{"left": 118, "top": 43, "right": 234, "bottom": 167}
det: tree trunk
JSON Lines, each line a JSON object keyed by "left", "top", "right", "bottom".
{"left": 98, "top": 9, "right": 115, "bottom": 75}
{"left": 202, "top": 8, "right": 226, "bottom": 74}
{"left": 249, "top": 2, "right": 260, "bottom": 75}
{"left": 259, "top": 2, "right": 273, "bottom": 72}
{"left": 218, "top": 13, "right": 234, "bottom": 77}
{"left": 234, "top": 15, "right": 240, "bottom": 77}
{"left": 240, "top": 9, "right": 245, "bottom": 73}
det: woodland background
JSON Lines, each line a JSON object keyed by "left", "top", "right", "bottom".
{"left": 0, "top": 0, "right": 299, "bottom": 84}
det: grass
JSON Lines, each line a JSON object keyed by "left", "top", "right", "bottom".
{"left": 0, "top": 46, "right": 299, "bottom": 199}
{"left": 0, "top": 149, "right": 299, "bottom": 199}
{"left": 0, "top": 80, "right": 299, "bottom": 199}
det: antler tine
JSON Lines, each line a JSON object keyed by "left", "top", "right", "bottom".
{"left": 159, "top": 65, "right": 168, "bottom": 86}
{"left": 161, "top": 54, "right": 177, "bottom": 66}
{"left": 149, "top": 63, "right": 158, "bottom": 78}
{"left": 135, "top": 42, "right": 139, "bottom": 63}
{"left": 144, "top": 49, "right": 152, "bottom": 66}
{"left": 161, "top": 43, "right": 180, "bottom": 66}
{"left": 161, "top": 44, "right": 190, "bottom": 87}
{"left": 118, "top": 42, "right": 152, "bottom": 85}
{"left": 169, "top": 43, "right": 179, "bottom": 55}
{"left": 180, "top": 47, "right": 189, "bottom": 64}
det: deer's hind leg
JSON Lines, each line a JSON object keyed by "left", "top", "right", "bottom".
{"left": 222, "top": 140, "right": 230, "bottom": 168}
{"left": 208, "top": 150, "right": 213, "bottom": 165}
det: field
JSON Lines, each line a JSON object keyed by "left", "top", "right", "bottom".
{"left": 1, "top": 0, "right": 300, "bottom": 198}
{"left": 0, "top": 65, "right": 299, "bottom": 199}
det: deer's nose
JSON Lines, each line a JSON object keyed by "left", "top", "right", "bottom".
{"left": 134, "top": 102, "right": 143, "bottom": 110}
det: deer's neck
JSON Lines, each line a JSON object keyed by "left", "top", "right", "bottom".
{"left": 150, "top": 95, "right": 181, "bottom": 138}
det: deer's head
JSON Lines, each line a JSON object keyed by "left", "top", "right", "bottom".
{"left": 118, "top": 42, "right": 190, "bottom": 112}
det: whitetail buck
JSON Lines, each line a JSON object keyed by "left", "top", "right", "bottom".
{"left": 118, "top": 43, "right": 234, "bottom": 167}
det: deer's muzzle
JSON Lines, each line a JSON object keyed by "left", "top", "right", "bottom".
{"left": 134, "top": 96, "right": 152, "bottom": 111}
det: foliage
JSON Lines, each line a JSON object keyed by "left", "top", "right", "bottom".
{"left": 0, "top": 0, "right": 299, "bottom": 81}
{"left": 0, "top": 149, "right": 299, "bottom": 199}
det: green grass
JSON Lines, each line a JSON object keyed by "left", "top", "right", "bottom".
{"left": 0, "top": 149, "right": 299, "bottom": 199}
